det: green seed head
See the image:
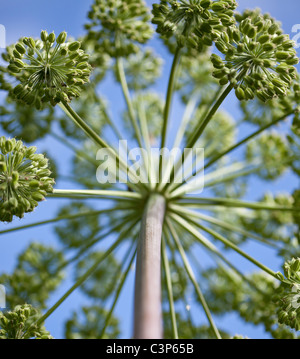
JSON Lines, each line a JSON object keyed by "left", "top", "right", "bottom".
{"left": 211, "top": 10, "right": 299, "bottom": 102}
{"left": 0, "top": 137, "right": 54, "bottom": 222}
{"left": 152, "top": 0, "right": 237, "bottom": 51}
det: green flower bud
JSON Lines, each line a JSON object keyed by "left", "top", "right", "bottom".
{"left": 15, "top": 43, "right": 26, "bottom": 55}
{"left": 200, "top": 0, "right": 211, "bottom": 8}
{"left": 13, "top": 49, "right": 22, "bottom": 59}
{"left": 257, "top": 34, "right": 270, "bottom": 44}
{"left": 219, "top": 76, "right": 229, "bottom": 85}
{"left": 276, "top": 51, "right": 290, "bottom": 60}
{"left": 57, "top": 31, "right": 67, "bottom": 44}
{"left": 41, "top": 30, "right": 48, "bottom": 42}
{"left": 235, "top": 86, "right": 245, "bottom": 101}
{"left": 13, "top": 59, "right": 25, "bottom": 68}
{"left": 68, "top": 41, "right": 81, "bottom": 52}
{"left": 48, "top": 32, "right": 56, "bottom": 43}
{"left": 211, "top": 2, "right": 226, "bottom": 12}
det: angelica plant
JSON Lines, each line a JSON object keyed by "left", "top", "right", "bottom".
{"left": 0, "top": 0, "right": 300, "bottom": 340}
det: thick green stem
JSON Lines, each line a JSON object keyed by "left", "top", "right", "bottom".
{"left": 134, "top": 194, "right": 166, "bottom": 339}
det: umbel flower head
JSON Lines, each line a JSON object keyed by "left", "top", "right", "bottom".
{"left": 85, "top": 0, "right": 153, "bottom": 57}
{"left": 7, "top": 31, "right": 92, "bottom": 108}
{"left": 275, "top": 258, "right": 300, "bottom": 331}
{"left": 211, "top": 11, "right": 299, "bottom": 102}
{"left": 0, "top": 304, "right": 52, "bottom": 339}
{"left": 0, "top": 137, "right": 54, "bottom": 223}
{"left": 152, "top": 0, "right": 237, "bottom": 51}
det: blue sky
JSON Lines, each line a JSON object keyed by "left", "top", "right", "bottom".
{"left": 0, "top": 0, "right": 299, "bottom": 339}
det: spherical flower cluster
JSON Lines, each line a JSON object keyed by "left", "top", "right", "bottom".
{"left": 7, "top": 31, "right": 91, "bottom": 108}
{"left": 276, "top": 258, "right": 300, "bottom": 331}
{"left": 0, "top": 304, "right": 52, "bottom": 339}
{"left": 0, "top": 137, "right": 54, "bottom": 222}
{"left": 115, "top": 49, "right": 163, "bottom": 90}
{"left": 211, "top": 12, "right": 299, "bottom": 102}
{"left": 0, "top": 97, "right": 54, "bottom": 143}
{"left": 152, "top": 0, "right": 237, "bottom": 51}
{"left": 85, "top": 0, "right": 153, "bottom": 57}
{"left": 246, "top": 132, "right": 289, "bottom": 180}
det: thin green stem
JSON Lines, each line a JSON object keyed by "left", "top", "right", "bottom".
{"left": 60, "top": 100, "right": 145, "bottom": 192}
{"left": 49, "top": 189, "right": 142, "bottom": 201}
{"left": 100, "top": 245, "right": 137, "bottom": 338}
{"left": 169, "top": 211, "right": 279, "bottom": 280}
{"left": 34, "top": 231, "right": 129, "bottom": 328}
{"left": 183, "top": 86, "right": 224, "bottom": 148}
{"left": 0, "top": 208, "right": 118, "bottom": 236}
{"left": 59, "top": 215, "right": 140, "bottom": 271}
{"left": 169, "top": 204, "right": 280, "bottom": 249}
{"left": 116, "top": 57, "right": 143, "bottom": 148}
{"left": 166, "top": 218, "right": 222, "bottom": 339}
{"left": 176, "top": 196, "right": 300, "bottom": 212}
{"left": 49, "top": 132, "right": 98, "bottom": 166}
{"left": 158, "top": 46, "right": 182, "bottom": 183}
{"left": 204, "top": 110, "right": 295, "bottom": 171}
{"left": 162, "top": 236, "right": 178, "bottom": 339}
{"left": 163, "top": 83, "right": 233, "bottom": 192}
{"left": 172, "top": 94, "right": 198, "bottom": 150}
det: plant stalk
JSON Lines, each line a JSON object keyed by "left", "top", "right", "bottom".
{"left": 133, "top": 194, "right": 166, "bottom": 339}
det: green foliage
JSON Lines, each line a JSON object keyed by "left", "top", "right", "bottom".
{"left": 0, "top": 243, "right": 64, "bottom": 309}
{"left": 85, "top": 0, "right": 153, "bottom": 57}
{"left": 75, "top": 251, "right": 120, "bottom": 299}
{"left": 0, "top": 0, "right": 299, "bottom": 340}
{"left": 55, "top": 202, "right": 101, "bottom": 248}
{"left": 7, "top": 31, "right": 92, "bottom": 108}
{"left": 152, "top": 0, "right": 237, "bottom": 51}
{"left": 212, "top": 11, "right": 298, "bottom": 101}
{"left": 65, "top": 306, "right": 120, "bottom": 339}
{"left": 0, "top": 305, "right": 52, "bottom": 339}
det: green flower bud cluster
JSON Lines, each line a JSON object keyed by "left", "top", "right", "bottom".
{"left": 85, "top": 0, "right": 153, "bottom": 57}
{"left": 0, "top": 137, "right": 54, "bottom": 222}
{"left": 246, "top": 132, "right": 289, "bottom": 180}
{"left": 55, "top": 202, "right": 101, "bottom": 248}
{"left": 231, "top": 335, "right": 249, "bottom": 339}
{"left": 276, "top": 258, "right": 300, "bottom": 331}
{"left": 211, "top": 12, "right": 299, "bottom": 102}
{"left": 114, "top": 49, "right": 163, "bottom": 90}
{"left": 177, "top": 49, "right": 219, "bottom": 104}
{"left": 7, "top": 31, "right": 91, "bottom": 108}
{"left": 0, "top": 304, "right": 52, "bottom": 339}
{"left": 204, "top": 267, "right": 300, "bottom": 338}
{"left": 0, "top": 243, "right": 65, "bottom": 309}
{"left": 152, "top": 0, "right": 237, "bottom": 51}
{"left": 75, "top": 252, "right": 120, "bottom": 299}
{"left": 187, "top": 110, "right": 236, "bottom": 155}
{"left": 65, "top": 306, "right": 120, "bottom": 339}
{"left": 0, "top": 95, "right": 54, "bottom": 143}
